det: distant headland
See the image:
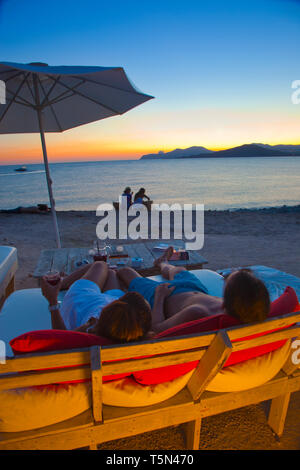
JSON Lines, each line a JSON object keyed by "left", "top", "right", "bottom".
{"left": 140, "top": 143, "right": 300, "bottom": 160}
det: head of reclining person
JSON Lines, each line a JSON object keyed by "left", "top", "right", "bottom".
{"left": 223, "top": 269, "right": 270, "bottom": 324}
{"left": 92, "top": 292, "right": 152, "bottom": 343}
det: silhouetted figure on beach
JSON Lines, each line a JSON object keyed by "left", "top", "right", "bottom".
{"left": 122, "top": 187, "right": 133, "bottom": 209}
{"left": 0, "top": 204, "right": 50, "bottom": 214}
{"left": 133, "top": 188, "right": 151, "bottom": 205}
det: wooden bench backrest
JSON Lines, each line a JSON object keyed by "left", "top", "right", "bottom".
{"left": 0, "top": 310, "right": 299, "bottom": 422}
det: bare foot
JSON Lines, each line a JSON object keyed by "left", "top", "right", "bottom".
{"left": 153, "top": 246, "right": 174, "bottom": 267}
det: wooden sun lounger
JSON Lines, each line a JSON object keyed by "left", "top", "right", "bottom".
{"left": 0, "top": 310, "right": 299, "bottom": 450}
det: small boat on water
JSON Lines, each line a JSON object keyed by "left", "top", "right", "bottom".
{"left": 14, "top": 166, "right": 27, "bottom": 172}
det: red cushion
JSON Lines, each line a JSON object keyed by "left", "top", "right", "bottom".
{"left": 269, "top": 286, "right": 299, "bottom": 316}
{"left": 10, "top": 330, "right": 130, "bottom": 383}
{"left": 10, "top": 287, "right": 300, "bottom": 387}
{"left": 133, "top": 287, "right": 300, "bottom": 384}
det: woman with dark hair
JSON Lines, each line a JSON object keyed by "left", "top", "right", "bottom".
{"left": 92, "top": 292, "right": 152, "bottom": 342}
{"left": 133, "top": 188, "right": 150, "bottom": 205}
{"left": 41, "top": 261, "right": 152, "bottom": 343}
{"left": 222, "top": 269, "right": 270, "bottom": 324}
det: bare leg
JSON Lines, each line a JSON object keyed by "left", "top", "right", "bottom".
{"left": 103, "top": 269, "right": 123, "bottom": 292}
{"left": 153, "top": 246, "right": 186, "bottom": 280}
{"left": 60, "top": 263, "right": 94, "bottom": 290}
{"left": 117, "top": 267, "right": 142, "bottom": 289}
{"left": 160, "top": 262, "right": 186, "bottom": 281}
{"left": 81, "top": 261, "right": 109, "bottom": 290}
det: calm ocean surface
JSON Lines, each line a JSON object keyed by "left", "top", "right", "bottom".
{"left": 0, "top": 157, "right": 300, "bottom": 211}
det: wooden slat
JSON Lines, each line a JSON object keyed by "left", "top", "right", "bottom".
{"left": 33, "top": 249, "right": 52, "bottom": 278}
{"left": 90, "top": 346, "right": 102, "bottom": 423}
{"left": 0, "top": 409, "right": 94, "bottom": 448}
{"left": 66, "top": 247, "right": 80, "bottom": 275}
{"left": 227, "top": 311, "right": 300, "bottom": 341}
{"left": 184, "top": 418, "right": 201, "bottom": 450}
{"left": 100, "top": 333, "right": 215, "bottom": 362}
{"left": 102, "top": 348, "right": 206, "bottom": 375}
{"left": 0, "top": 349, "right": 91, "bottom": 374}
{"left": 0, "top": 333, "right": 214, "bottom": 378}
{"left": 187, "top": 331, "right": 232, "bottom": 401}
{"left": 102, "top": 386, "right": 193, "bottom": 422}
{"left": 268, "top": 392, "right": 291, "bottom": 437}
{"left": 121, "top": 244, "right": 138, "bottom": 260}
{"left": 34, "top": 242, "right": 209, "bottom": 280}
{"left": 133, "top": 243, "right": 155, "bottom": 267}
{"left": 232, "top": 326, "right": 300, "bottom": 352}
{"left": 52, "top": 248, "right": 68, "bottom": 274}
{"left": 0, "top": 365, "right": 90, "bottom": 391}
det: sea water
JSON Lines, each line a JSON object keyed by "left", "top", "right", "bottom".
{"left": 0, "top": 156, "right": 299, "bottom": 211}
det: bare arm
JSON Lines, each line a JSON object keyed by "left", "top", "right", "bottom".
{"left": 151, "top": 284, "right": 210, "bottom": 333}
{"left": 152, "top": 304, "right": 210, "bottom": 333}
{"left": 49, "top": 306, "right": 67, "bottom": 330}
{"left": 41, "top": 277, "right": 67, "bottom": 330}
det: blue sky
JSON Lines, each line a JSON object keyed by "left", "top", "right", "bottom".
{"left": 0, "top": 0, "right": 300, "bottom": 162}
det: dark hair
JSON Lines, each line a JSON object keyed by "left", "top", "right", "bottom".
{"left": 223, "top": 269, "right": 270, "bottom": 323}
{"left": 124, "top": 187, "right": 131, "bottom": 194}
{"left": 134, "top": 188, "right": 146, "bottom": 201}
{"left": 95, "top": 292, "right": 152, "bottom": 343}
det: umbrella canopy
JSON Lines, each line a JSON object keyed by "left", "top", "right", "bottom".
{"left": 0, "top": 61, "right": 154, "bottom": 247}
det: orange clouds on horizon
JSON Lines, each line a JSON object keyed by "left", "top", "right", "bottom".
{"left": 1, "top": 105, "right": 300, "bottom": 164}
{"left": 1, "top": 137, "right": 300, "bottom": 165}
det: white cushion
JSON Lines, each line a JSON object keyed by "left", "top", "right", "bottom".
{"left": 148, "top": 268, "right": 224, "bottom": 297}
{"left": 0, "top": 289, "right": 66, "bottom": 356}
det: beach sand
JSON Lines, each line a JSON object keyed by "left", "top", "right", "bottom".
{"left": 1, "top": 208, "right": 300, "bottom": 450}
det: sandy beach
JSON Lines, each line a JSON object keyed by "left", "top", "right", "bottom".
{"left": 1, "top": 208, "right": 300, "bottom": 450}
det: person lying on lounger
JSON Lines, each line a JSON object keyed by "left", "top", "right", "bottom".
{"left": 41, "top": 261, "right": 152, "bottom": 343}
{"left": 1, "top": 204, "right": 50, "bottom": 214}
{"left": 41, "top": 250, "right": 270, "bottom": 341}
{"left": 117, "top": 247, "right": 271, "bottom": 333}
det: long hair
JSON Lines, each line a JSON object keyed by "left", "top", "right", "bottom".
{"left": 134, "top": 188, "right": 145, "bottom": 202}
{"left": 223, "top": 269, "right": 270, "bottom": 323}
{"left": 95, "top": 292, "right": 152, "bottom": 343}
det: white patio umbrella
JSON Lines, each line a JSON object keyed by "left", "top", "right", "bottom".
{"left": 0, "top": 61, "right": 154, "bottom": 247}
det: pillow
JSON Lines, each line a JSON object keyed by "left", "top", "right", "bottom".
{"left": 10, "top": 329, "right": 130, "bottom": 383}
{"left": 10, "top": 287, "right": 300, "bottom": 386}
{"left": 269, "top": 286, "right": 299, "bottom": 317}
{"left": 133, "top": 287, "right": 300, "bottom": 384}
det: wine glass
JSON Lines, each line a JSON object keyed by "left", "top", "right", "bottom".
{"left": 92, "top": 240, "right": 108, "bottom": 262}
{"left": 44, "top": 270, "right": 61, "bottom": 286}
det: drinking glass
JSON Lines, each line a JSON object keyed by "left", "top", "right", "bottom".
{"left": 93, "top": 240, "right": 108, "bottom": 262}
{"left": 45, "top": 270, "right": 61, "bottom": 286}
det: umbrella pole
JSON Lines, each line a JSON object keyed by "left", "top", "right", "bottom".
{"left": 33, "top": 74, "right": 61, "bottom": 248}
{"left": 37, "top": 110, "right": 62, "bottom": 249}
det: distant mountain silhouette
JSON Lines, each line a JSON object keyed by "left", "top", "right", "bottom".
{"left": 140, "top": 146, "right": 213, "bottom": 160}
{"left": 254, "top": 143, "right": 300, "bottom": 153}
{"left": 140, "top": 143, "right": 300, "bottom": 160}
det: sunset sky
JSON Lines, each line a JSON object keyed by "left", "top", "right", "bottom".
{"left": 0, "top": 0, "right": 300, "bottom": 164}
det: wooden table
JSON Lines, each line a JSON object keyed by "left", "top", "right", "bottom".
{"left": 33, "top": 240, "right": 208, "bottom": 280}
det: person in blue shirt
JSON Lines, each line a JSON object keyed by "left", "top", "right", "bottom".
{"left": 122, "top": 187, "right": 133, "bottom": 209}
{"left": 133, "top": 188, "right": 150, "bottom": 205}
